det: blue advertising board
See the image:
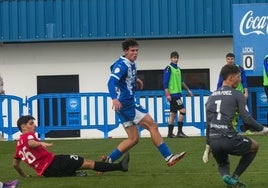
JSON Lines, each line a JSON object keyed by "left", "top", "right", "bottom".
{"left": 66, "top": 97, "right": 81, "bottom": 125}
{"left": 233, "top": 4, "right": 268, "bottom": 76}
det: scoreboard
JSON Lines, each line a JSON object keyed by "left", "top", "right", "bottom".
{"left": 233, "top": 4, "right": 268, "bottom": 76}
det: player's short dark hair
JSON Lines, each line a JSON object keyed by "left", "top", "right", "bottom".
{"left": 220, "top": 64, "right": 240, "bottom": 81}
{"left": 170, "top": 51, "right": 179, "bottom": 58}
{"left": 226, "top": 53, "right": 235, "bottom": 58}
{"left": 17, "top": 115, "right": 35, "bottom": 132}
{"left": 122, "top": 38, "right": 138, "bottom": 51}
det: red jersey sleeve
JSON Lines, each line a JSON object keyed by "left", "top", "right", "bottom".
{"left": 14, "top": 132, "right": 55, "bottom": 176}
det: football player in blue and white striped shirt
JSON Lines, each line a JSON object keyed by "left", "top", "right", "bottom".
{"left": 104, "top": 38, "right": 186, "bottom": 168}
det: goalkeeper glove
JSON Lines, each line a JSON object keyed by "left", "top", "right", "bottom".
{"left": 262, "top": 126, "right": 268, "bottom": 135}
{"left": 202, "top": 144, "right": 210, "bottom": 163}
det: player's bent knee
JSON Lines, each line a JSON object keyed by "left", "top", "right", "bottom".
{"left": 170, "top": 112, "right": 177, "bottom": 118}
{"left": 147, "top": 123, "right": 159, "bottom": 132}
{"left": 250, "top": 139, "right": 259, "bottom": 151}
{"left": 132, "top": 136, "right": 139, "bottom": 143}
{"left": 133, "top": 139, "right": 139, "bottom": 146}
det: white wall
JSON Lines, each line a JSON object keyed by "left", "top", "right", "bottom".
{"left": 0, "top": 37, "right": 232, "bottom": 97}
{"left": 0, "top": 37, "right": 233, "bottom": 139}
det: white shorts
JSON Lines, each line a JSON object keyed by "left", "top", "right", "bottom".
{"left": 117, "top": 103, "right": 147, "bottom": 128}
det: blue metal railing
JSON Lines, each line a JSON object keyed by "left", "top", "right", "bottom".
{"left": 0, "top": 95, "right": 24, "bottom": 141}
{"left": 0, "top": 88, "right": 267, "bottom": 141}
{"left": 134, "top": 89, "right": 211, "bottom": 136}
{"left": 27, "top": 92, "right": 119, "bottom": 140}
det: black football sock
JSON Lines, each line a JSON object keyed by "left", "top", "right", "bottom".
{"left": 232, "top": 151, "right": 257, "bottom": 178}
{"left": 168, "top": 124, "right": 174, "bottom": 135}
{"left": 94, "top": 162, "right": 121, "bottom": 172}
{"left": 177, "top": 121, "right": 183, "bottom": 133}
{"left": 218, "top": 163, "right": 230, "bottom": 177}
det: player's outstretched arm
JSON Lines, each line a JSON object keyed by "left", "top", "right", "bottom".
{"left": 28, "top": 140, "right": 53, "bottom": 148}
{"left": 240, "top": 126, "right": 268, "bottom": 136}
{"left": 13, "top": 159, "right": 31, "bottom": 178}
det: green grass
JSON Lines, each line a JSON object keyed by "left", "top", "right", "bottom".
{"left": 1, "top": 136, "right": 268, "bottom": 188}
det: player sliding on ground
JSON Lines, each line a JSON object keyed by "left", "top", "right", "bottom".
{"left": 13, "top": 115, "right": 130, "bottom": 177}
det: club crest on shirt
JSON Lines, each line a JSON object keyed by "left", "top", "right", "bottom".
{"left": 114, "top": 67, "right": 120, "bottom": 74}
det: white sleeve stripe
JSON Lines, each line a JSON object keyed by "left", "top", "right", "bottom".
{"left": 111, "top": 74, "right": 119, "bottom": 80}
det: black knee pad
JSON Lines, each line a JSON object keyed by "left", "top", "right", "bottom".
{"left": 180, "top": 111, "right": 186, "bottom": 116}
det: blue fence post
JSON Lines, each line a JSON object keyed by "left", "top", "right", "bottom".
{"left": 103, "top": 94, "right": 108, "bottom": 139}
{"left": 0, "top": 97, "right": 4, "bottom": 137}
{"left": 0, "top": 95, "right": 23, "bottom": 141}
{"left": 7, "top": 98, "right": 13, "bottom": 141}
{"left": 199, "top": 90, "right": 206, "bottom": 136}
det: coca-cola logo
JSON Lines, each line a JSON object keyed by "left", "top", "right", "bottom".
{"left": 239, "top": 10, "right": 268, "bottom": 35}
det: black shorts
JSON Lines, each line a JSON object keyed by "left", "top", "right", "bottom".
{"left": 170, "top": 97, "right": 184, "bottom": 113}
{"left": 43, "top": 154, "right": 84, "bottom": 177}
{"left": 209, "top": 134, "right": 252, "bottom": 165}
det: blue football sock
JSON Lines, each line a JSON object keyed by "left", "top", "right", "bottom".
{"left": 158, "top": 142, "right": 172, "bottom": 159}
{"left": 109, "top": 148, "right": 123, "bottom": 162}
